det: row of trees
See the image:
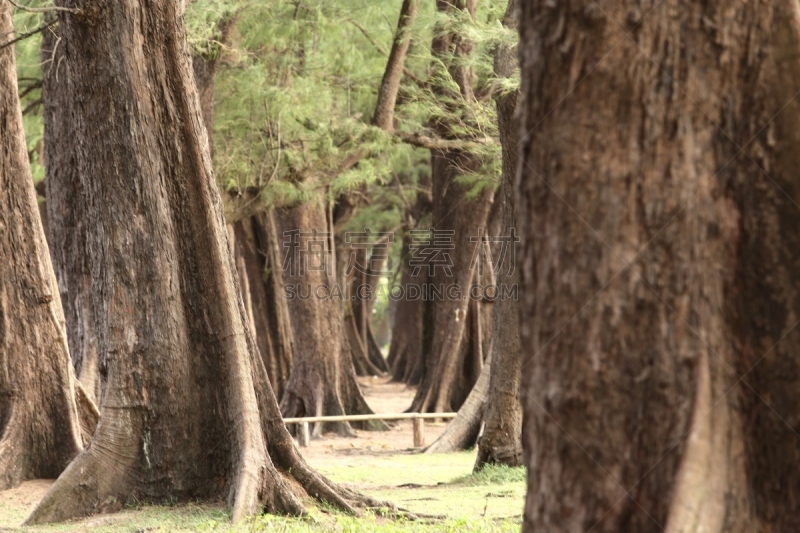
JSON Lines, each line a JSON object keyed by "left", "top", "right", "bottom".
{"left": 1, "top": 0, "right": 523, "bottom": 525}
{"left": 8, "top": 0, "right": 800, "bottom": 531}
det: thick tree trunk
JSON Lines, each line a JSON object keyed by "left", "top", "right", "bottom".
{"left": 42, "top": 24, "right": 102, "bottom": 404}
{"left": 474, "top": 0, "right": 522, "bottom": 470}
{"left": 518, "top": 1, "right": 800, "bottom": 531}
{"left": 0, "top": 3, "right": 87, "bottom": 490}
{"left": 276, "top": 197, "right": 385, "bottom": 436}
{"left": 26, "top": 2, "right": 377, "bottom": 524}
{"left": 408, "top": 162, "right": 493, "bottom": 414}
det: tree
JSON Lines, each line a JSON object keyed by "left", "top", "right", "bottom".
{"left": 409, "top": 0, "right": 495, "bottom": 414}
{"left": 232, "top": 214, "right": 294, "bottom": 399}
{"left": 26, "top": 1, "right": 377, "bottom": 524}
{"left": 518, "top": 0, "right": 800, "bottom": 531}
{"left": 425, "top": 352, "right": 492, "bottom": 453}
{"left": 0, "top": 1, "right": 94, "bottom": 491}
{"left": 474, "top": 0, "right": 521, "bottom": 469}
{"left": 422, "top": 0, "right": 522, "bottom": 458}
{"left": 387, "top": 175, "right": 433, "bottom": 384}
{"left": 189, "top": 13, "right": 296, "bottom": 398}
{"left": 41, "top": 22, "right": 102, "bottom": 403}
{"left": 278, "top": 0, "right": 424, "bottom": 423}
{"left": 276, "top": 194, "right": 384, "bottom": 435}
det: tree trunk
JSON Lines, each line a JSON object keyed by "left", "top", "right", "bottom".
{"left": 372, "top": 0, "right": 419, "bottom": 130}
{"left": 348, "top": 247, "right": 389, "bottom": 376}
{"left": 233, "top": 214, "right": 294, "bottom": 399}
{"left": 42, "top": 23, "right": 102, "bottom": 404}
{"left": 276, "top": 197, "right": 385, "bottom": 436}
{"left": 517, "top": 1, "right": 800, "bottom": 531}
{"left": 26, "top": 2, "right": 378, "bottom": 524}
{"left": 0, "top": 2, "right": 87, "bottom": 490}
{"left": 387, "top": 185, "right": 432, "bottom": 385}
{"left": 425, "top": 352, "right": 491, "bottom": 453}
{"left": 474, "top": 0, "right": 522, "bottom": 470}
{"left": 408, "top": 164, "right": 493, "bottom": 414}
{"left": 408, "top": 0, "right": 495, "bottom": 413}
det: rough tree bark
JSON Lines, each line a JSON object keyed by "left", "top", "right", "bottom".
{"left": 276, "top": 197, "right": 384, "bottom": 436}
{"left": 388, "top": 179, "right": 432, "bottom": 384}
{"left": 42, "top": 23, "right": 102, "bottom": 403}
{"left": 409, "top": 0, "right": 495, "bottom": 413}
{"left": 190, "top": 18, "right": 294, "bottom": 397}
{"left": 474, "top": 0, "right": 522, "bottom": 470}
{"left": 518, "top": 0, "right": 800, "bottom": 531}
{"left": 0, "top": 2, "right": 91, "bottom": 490}
{"left": 26, "top": 1, "right": 379, "bottom": 524}
{"left": 233, "top": 214, "right": 294, "bottom": 399}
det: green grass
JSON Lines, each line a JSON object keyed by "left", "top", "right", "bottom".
{"left": 1, "top": 453, "right": 524, "bottom": 532}
{"left": 450, "top": 464, "right": 527, "bottom": 487}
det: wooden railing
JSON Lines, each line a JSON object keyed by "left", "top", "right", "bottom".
{"left": 283, "top": 412, "right": 458, "bottom": 448}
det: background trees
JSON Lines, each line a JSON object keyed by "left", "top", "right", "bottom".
{"left": 0, "top": 0, "right": 91, "bottom": 491}
{"left": 4, "top": 0, "right": 523, "bottom": 525}
{"left": 22, "top": 0, "right": 379, "bottom": 524}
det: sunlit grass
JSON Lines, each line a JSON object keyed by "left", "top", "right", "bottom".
{"left": 3, "top": 452, "right": 524, "bottom": 532}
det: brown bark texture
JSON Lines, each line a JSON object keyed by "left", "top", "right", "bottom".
{"left": 0, "top": 2, "right": 86, "bottom": 491}
{"left": 518, "top": 0, "right": 800, "bottom": 531}
{"left": 42, "top": 24, "right": 102, "bottom": 403}
{"left": 387, "top": 183, "right": 433, "bottom": 385}
{"left": 276, "top": 197, "right": 384, "bottom": 436}
{"left": 474, "top": 0, "right": 522, "bottom": 470}
{"left": 26, "top": 2, "right": 379, "bottom": 524}
{"left": 233, "top": 214, "right": 294, "bottom": 399}
{"left": 408, "top": 0, "right": 495, "bottom": 413}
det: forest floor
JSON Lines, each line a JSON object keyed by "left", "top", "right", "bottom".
{"left": 0, "top": 377, "right": 524, "bottom": 532}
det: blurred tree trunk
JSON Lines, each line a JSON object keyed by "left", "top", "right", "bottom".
{"left": 388, "top": 179, "right": 432, "bottom": 384}
{"left": 276, "top": 196, "right": 385, "bottom": 436}
{"left": 0, "top": 2, "right": 88, "bottom": 490}
{"left": 232, "top": 213, "right": 294, "bottom": 399}
{"left": 517, "top": 0, "right": 800, "bottom": 531}
{"left": 425, "top": 352, "right": 491, "bottom": 453}
{"left": 409, "top": 0, "right": 495, "bottom": 413}
{"left": 474, "top": 0, "right": 522, "bottom": 470}
{"left": 26, "top": 1, "right": 377, "bottom": 525}
{"left": 348, "top": 246, "right": 390, "bottom": 376}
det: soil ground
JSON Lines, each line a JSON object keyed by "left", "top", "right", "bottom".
{"left": 0, "top": 377, "right": 524, "bottom": 532}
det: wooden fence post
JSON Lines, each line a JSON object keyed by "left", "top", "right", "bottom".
{"left": 412, "top": 417, "right": 425, "bottom": 448}
{"left": 298, "top": 421, "right": 310, "bottom": 447}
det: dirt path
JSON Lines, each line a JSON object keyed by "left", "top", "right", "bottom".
{"left": 298, "top": 376, "right": 449, "bottom": 463}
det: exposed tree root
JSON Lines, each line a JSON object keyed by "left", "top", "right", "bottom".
{"left": 425, "top": 352, "right": 492, "bottom": 454}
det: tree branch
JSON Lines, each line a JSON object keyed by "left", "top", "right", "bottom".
{"left": 7, "top": 0, "right": 79, "bottom": 14}
{"left": 370, "top": 0, "right": 420, "bottom": 131}
{"left": 0, "top": 18, "right": 56, "bottom": 51}
{"left": 393, "top": 130, "right": 496, "bottom": 151}
{"left": 347, "top": 13, "right": 425, "bottom": 90}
